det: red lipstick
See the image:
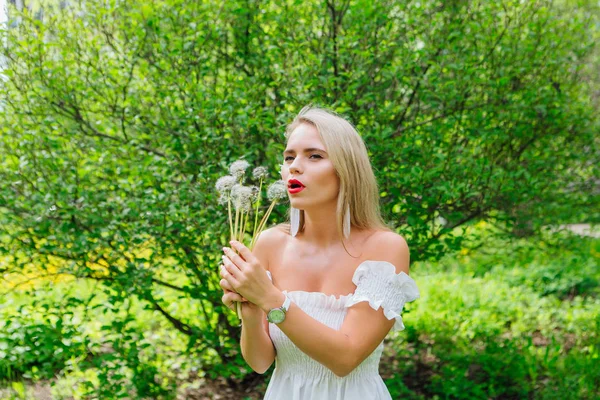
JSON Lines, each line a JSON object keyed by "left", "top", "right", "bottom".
{"left": 288, "top": 179, "right": 305, "bottom": 194}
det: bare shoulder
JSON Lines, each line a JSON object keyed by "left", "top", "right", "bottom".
{"left": 365, "top": 230, "right": 409, "bottom": 254}
{"left": 363, "top": 230, "right": 410, "bottom": 274}
{"left": 255, "top": 224, "right": 288, "bottom": 246}
{"left": 252, "top": 225, "right": 289, "bottom": 270}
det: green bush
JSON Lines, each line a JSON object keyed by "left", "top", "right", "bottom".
{"left": 382, "top": 227, "right": 600, "bottom": 399}
{"left": 0, "top": 298, "right": 88, "bottom": 381}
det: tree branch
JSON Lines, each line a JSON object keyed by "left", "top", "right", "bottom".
{"left": 392, "top": 47, "right": 443, "bottom": 134}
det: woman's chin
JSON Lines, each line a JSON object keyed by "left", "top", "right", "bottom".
{"left": 292, "top": 200, "right": 315, "bottom": 211}
{"left": 289, "top": 200, "right": 304, "bottom": 209}
{"left": 290, "top": 199, "right": 334, "bottom": 211}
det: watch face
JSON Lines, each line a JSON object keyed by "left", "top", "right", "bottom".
{"left": 268, "top": 309, "right": 285, "bottom": 324}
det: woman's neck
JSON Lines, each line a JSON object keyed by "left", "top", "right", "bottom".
{"left": 300, "top": 204, "right": 342, "bottom": 248}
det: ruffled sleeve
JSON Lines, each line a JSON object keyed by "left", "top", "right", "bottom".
{"left": 345, "top": 260, "right": 420, "bottom": 331}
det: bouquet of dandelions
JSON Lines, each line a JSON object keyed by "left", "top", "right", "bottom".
{"left": 215, "top": 160, "right": 287, "bottom": 318}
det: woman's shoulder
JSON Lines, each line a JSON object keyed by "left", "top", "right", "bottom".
{"left": 256, "top": 224, "right": 289, "bottom": 245}
{"left": 361, "top": 229, "right": 408, "bottom": 253}
{"left": 360, "top": 229, "right": 410, "bottom": 274}
{"left": 251, "top": 224, "right": 289, "bottom": 269}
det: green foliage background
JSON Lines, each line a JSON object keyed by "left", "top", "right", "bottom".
{"left": 0, "top": 0, "right": 598, "bottom": 398}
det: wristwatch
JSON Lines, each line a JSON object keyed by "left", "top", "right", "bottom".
{"left": 266, "top": 295, "right": 292, "bottom": 324}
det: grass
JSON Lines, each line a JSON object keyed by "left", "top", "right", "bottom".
{"left": 0, "top": 224, "right": 598, "bottom": 399}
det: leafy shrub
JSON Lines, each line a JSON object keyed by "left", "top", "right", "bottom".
{"left": 382, "top": 226, "right": 600, "bottom": 399}
{"left": 0, "top": 303, "right": 88, "bottom": 381}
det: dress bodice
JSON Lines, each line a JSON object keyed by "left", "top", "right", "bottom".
{"left": 268, "top": 290, "right": 383, "bottom": 381}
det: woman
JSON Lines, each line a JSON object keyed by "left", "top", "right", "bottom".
{"left": 219, "top": 106, "right": 420, "bottom": 399}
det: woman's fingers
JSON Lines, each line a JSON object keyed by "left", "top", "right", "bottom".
{"left": 219, "top": 264, "right": 228, "bottom": 280}
{"left": 220, "top": 259, "right": 240, "bottom": 285}
{"left": 221, "top": 293, "right": 236, "bottom": 309}
{"left": 229, "top": 240, "right": 256, "bottom": 265}
{"left": 221, "top": 291, "right": 247, "bottom": 309}
{"left": 219, "top": 277, "right": 234, "bottom": 291}
{"left": 220, "top": 278, "right": 246, "bottom": 299}
{"left": 222, "top": 247, "right": 245, "bottom": 269}
{"left": 220, "top": 277, "right": 248, "bottom": 302}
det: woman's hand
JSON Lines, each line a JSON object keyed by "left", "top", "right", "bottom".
{"left": 219, "top": 276, "right": 265, "bottom": 321}
{"left": 221, "top": 240, "right": 280, "bottom": 311}
{"left": 218, "top": 273, "right": 248, "bottom": 310}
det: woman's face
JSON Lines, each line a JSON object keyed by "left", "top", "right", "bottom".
{"left": 281, "top": 123, "right": 340, "bottom": 211}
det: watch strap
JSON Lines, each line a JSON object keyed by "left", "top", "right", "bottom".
{"left": 281, "top": 294, "right": 291, "bottom": 312}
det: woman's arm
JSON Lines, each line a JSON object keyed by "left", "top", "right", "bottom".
{"left": 220, "top": 230, "right": 278, "bottom": 374}
{"left": 222, "top": 232, "right": 411, "bottom": 378}
{"left": 239, "top": 307, "right": 275, "bottom": 374}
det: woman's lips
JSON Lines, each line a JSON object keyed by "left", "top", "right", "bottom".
{"left": 288, "top": 186, "right": 305, "bottom": 194}
{"left": 288, "top": 179, "right": 305, "bottom": 194}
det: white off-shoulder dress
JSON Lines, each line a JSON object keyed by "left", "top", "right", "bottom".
{"left": 263, "top": 260, "right": 420, "bottom": 400}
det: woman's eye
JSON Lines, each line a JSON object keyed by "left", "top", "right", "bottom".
{"left": 310, "top": 154, "right": 322, "bottom": 159}
{"left": 284, "top": 156, "right": 294, "bottom": 161}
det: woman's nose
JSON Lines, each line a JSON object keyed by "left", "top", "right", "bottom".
{"left": 288, "top": 158, "right": 302, "bottom": 174}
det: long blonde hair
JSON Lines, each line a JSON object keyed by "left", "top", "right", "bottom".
{"left": 284, "top": 106, "right": 388, "bottom": 240}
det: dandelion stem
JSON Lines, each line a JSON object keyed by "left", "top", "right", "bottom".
{"left": 250, "top": 200, "right": 277, "bottom": 250}
{"left": 234, "top": 208, "right": 240, "bottom": 243}
{"left": 238, "top": 210, "right": 246, "bottom": 243}
{"left": 227, "top": 198, "right": 234, "bottom": 241}
{"left": 252, "top": 179, "right": 263, "bottom": 242}
{"left": 232, "top": 206, "right": 243, "bottom": 319}
{"left": 244, "top": 210, "right": 249, "bottom": 242}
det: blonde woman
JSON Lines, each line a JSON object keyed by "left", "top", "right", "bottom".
{"left": 220, "top": 106, "right": 420, "bottom": 399}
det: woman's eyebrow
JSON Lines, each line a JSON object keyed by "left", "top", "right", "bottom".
{"left": 283, "top": 147, "right": 327, "bottom": 155}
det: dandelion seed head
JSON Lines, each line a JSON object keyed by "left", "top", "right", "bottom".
{"left": 239, "top": 198, "right": 252, "bottom": 211}
{"left": 217, "top": 193, "right": 229, "bottom": 205}
{"left": 232, "top": 184, "right": 254, "bottom": 211}
{"left": 252, "top": 166, "right": 268, "bottom": 180}
{"left": 250, "top": 185, "right": 260, "bottom": 201}
{"left": 215, "top": 175, "right": 236, "bottom": 193}
{"left": 229, "top": 160, "right": 250, "bottom": 179}
{"left": 231, "top": 183, "right": 243, "bottom": 200}
{"left": 267, "top": 180, "right": 288, "bottom": 201}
